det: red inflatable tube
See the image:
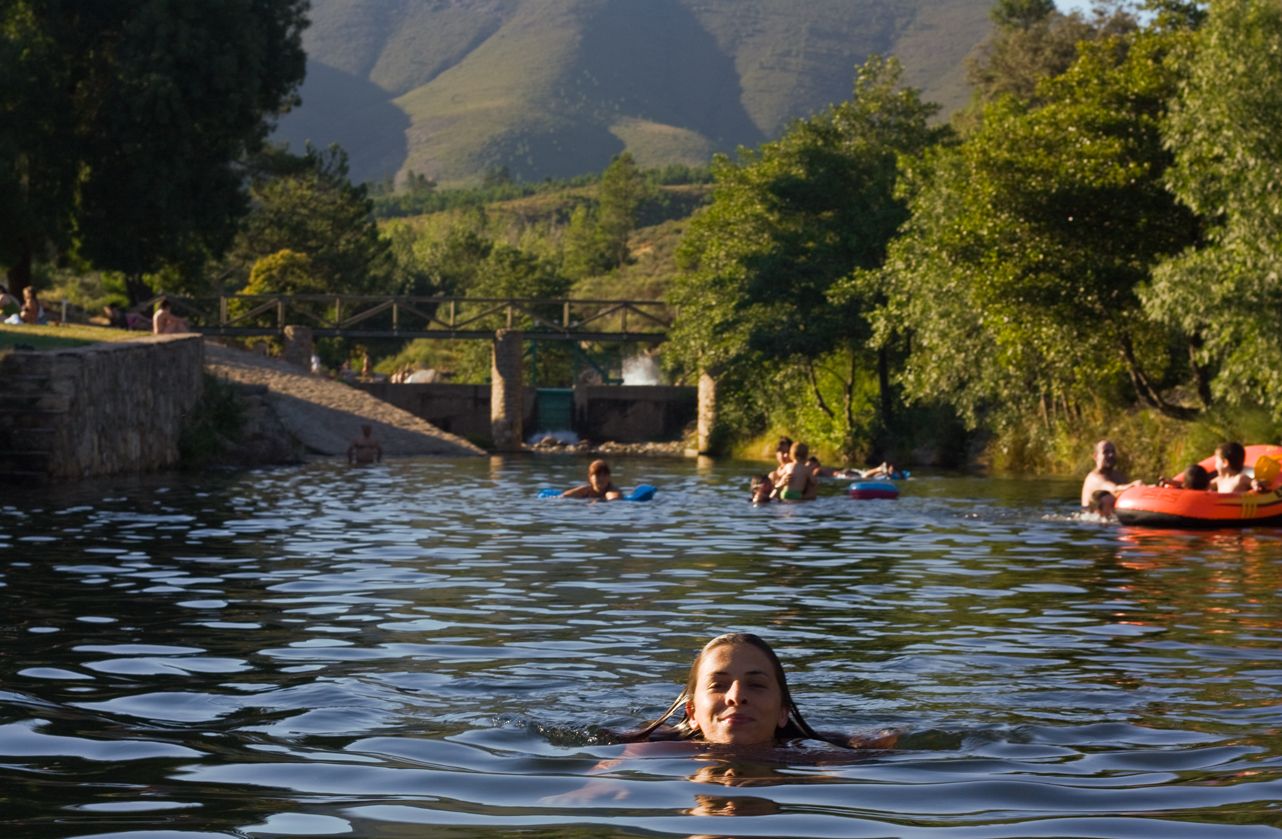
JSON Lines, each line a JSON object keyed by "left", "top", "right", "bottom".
{"left": 1114, "top": 444, "right": 1282, "bottom": 527}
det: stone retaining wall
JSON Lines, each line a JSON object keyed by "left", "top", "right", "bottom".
{"left": 0, "top": 335, "right": 204, "bottom": 481}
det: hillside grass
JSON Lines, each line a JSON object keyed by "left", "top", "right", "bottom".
{"left": 290, "top": 0, "right": 991, "bottom": 185}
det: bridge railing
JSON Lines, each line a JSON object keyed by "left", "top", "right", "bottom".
{"left": 139, "top": 294, "right": 674, "bottom": 341}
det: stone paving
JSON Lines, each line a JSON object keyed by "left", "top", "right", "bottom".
{"left": 203, "top": 341, "right": 484, "bottom": 457}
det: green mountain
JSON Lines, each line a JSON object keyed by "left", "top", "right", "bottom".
{"left": 275, "top": 0, "right": 992, "bottom": 185}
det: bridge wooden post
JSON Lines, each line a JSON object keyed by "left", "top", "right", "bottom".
{"left": 491, "top": 329, "right": 523, "bottom": 451}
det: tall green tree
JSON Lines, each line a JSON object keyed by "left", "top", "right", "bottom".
{"left": 876, "top": 26, "right": 1200, "bottom": 430}
{"left": 667, "top": 56, "right": 943, "bottom": 454}
{"left": 1145, "top": 0, "right": 1282, "bottom": 418}
{"left": 0, "top": 0, "right": 308, "bottom": 299}
{"left": 226, "top": 145, "right": 391, "bottom": 295}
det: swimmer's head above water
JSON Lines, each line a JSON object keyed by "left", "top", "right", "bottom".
{"left": 620, "top": 632, "right": 849, "bottom": 748}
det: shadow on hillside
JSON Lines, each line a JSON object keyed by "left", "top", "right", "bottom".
{"left": 576, "top": 0, "right": 766, "bottom": 151}
{"left": 273, "top": 61, "right": 410, "bottom": 184}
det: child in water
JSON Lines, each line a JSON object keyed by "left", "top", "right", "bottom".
{"left": 562, "top": 459, "right": 623, "bottom": 500}
{"left": 618, "top": 632, "right": 898, "bottom": 750}
{"left": 773, "top": 441, "right": 816, "bottom": 501}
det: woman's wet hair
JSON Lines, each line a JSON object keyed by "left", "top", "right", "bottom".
{"left": 616, "top": 632, "right": 850, "bottom": 748}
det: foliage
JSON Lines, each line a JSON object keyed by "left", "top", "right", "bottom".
{"left": 243, "top": 250, "right": 323, "bottom": 295}
{"left": 965, "top": 4, "right": 1105, "bottom": 106}
{"left": 0, "top": 0, "right": 308, "bottom": 300}
{"left": 178, "top": 374, "right": 245, "bottom": 470}
{"left": 1145, "top": 0, "right": 1282, "bottom": 419}
{"left": 225, "top": 145, "right": 391, "bottom": 295}
{"left": 876, "top": 26, "right": 1200, "bottom": 432}
{"left": 667, "top": 56, "right": 944, "bottom": 456}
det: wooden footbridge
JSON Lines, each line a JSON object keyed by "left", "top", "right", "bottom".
{"left": 150, "top": 293, "right": 704, "bottom": 455}
{"left": 156, "top": 294, "right": 673, "bottom": 343}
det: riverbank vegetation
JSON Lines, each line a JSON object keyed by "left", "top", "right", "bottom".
{"left": 5, "top": 0, "right": 1279, "bottom": 476}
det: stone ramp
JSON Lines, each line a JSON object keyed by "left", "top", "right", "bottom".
{"left": 204, "top": 341, "right": 483, "bottom": 457}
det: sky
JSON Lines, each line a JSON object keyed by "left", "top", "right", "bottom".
{"left": 1057, "top": 0, "right": 1098, "bottom": 14}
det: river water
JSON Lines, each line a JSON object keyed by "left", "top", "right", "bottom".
{"left": 1, "top": 456, "right": 1279, "bottom": 838}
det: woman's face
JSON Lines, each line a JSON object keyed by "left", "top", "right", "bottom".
{"left": 686, "top": 642, "right": 788, "bottom": 745}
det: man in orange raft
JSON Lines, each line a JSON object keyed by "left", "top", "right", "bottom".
{"left": 1081, "top": 439, "right": 1142, "bottom": 516}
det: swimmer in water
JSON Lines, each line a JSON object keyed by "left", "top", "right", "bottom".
{"left": 618, "top": 632, "right": 897, "bottom": 749}
{"left": 561, "top": 458, "right": 623, "bottom": 500}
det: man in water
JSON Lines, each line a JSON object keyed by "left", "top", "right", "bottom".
{"left": 1081, "top": 439, "right": 1141, "bottom": 516}
{"left": 348, "top": 424, "right": 383, "bottom": 465}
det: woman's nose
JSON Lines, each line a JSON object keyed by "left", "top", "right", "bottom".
{"left": 725, "top": 680, "right": 745, "bottom": 704}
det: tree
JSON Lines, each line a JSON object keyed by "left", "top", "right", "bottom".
{"left": 0, "top": 0, "right": 308, "bottom": 300}
{"left": 243, "top": 249, "right": 324, "bottom": 295}
{"left": 666, "top": 56, "right": 943, "bottom": 454}
{"left": 226, "top": 145, "right": 391, "bottom": 295}
{"left": 876, "top": 26, "right": 1200, "bottom": 431}
{"left": 1145, "top": 0, "right": 1282, "bottom": 417}
{"left": 965, "top": 0, "right": 1125, "bottom": 108}
{"left": 596, "top": 152, "right": 652, "bottom": 267}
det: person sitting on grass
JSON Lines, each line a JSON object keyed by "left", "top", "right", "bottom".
{"left": 562, "top": 459, "right": 622, "bottom": 500}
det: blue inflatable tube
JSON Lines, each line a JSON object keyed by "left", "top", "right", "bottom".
{"left": 538, "top": 484, "right": 657, "bottom": 502}
{"left": 849, "top": 480, "right": 898, "bottom": 500}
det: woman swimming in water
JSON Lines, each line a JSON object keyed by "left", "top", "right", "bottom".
{"left": 618, "top": 632, "right": 896, "bottom": 749}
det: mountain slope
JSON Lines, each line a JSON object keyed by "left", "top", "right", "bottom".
{"left": 275, "top": 0, "right": 992, "bottom": 185}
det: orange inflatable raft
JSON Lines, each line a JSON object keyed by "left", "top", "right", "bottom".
{"left": 1114, "top": 444, "right": 1282, "bottom": 527}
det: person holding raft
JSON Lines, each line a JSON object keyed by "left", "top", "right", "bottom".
{"left": 617, "top": 632, "right": 898, "bottom": 750}
{"left": 1081, "top": 439, "right": 1142, "bottom": 516}
{"left": 562, "top": 458, "right": 623, "bottom": 500}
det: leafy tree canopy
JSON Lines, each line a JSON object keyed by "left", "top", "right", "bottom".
{"left": 877, "top": 25, "right": 1200, "bottom": 429}
{"left": 0, "top": 0, "right": 308, "bottom": 299}
{"left": 667, "top": 56, "right": 944, "bottom": 453}
{"left": 225, "top": 144, "right": 391, "bottom": 295}
{"left": 1145, "top": 0, "right": 1282, "bottom": 416}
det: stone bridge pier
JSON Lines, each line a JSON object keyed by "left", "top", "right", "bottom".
{"left": 490, "top": 329, "right": 523, "bottom": 451}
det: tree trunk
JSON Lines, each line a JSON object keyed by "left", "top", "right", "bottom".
{"left": 877, "top": 346, "right": 893, "bottom": 432}
{"left": 125, "top": 274, "right": 153, "bottom": 307}
{"left": 1187, "top": 335, "right": 1214, "bottom": 409}
{"left": 805, "top": 359, "right": 835, "bottom": 419}
{"left": 5, "top": 240, "right": 32, "bottom": 297}
{"left": 1119, "top": 334, "right": 1198, "bottom": 420}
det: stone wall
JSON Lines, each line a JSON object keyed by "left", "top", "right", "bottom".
{"left": 352, "top": 382, "right": 536, "bottom": 445}
{"left": 0, "top": 335, "right": 204, "bottom": 481}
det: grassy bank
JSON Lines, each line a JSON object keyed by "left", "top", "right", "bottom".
{"left": 726, "top": 406, "right": 1282, "bottom": 482}
{"left": 986, "top": 407, "right": 1282, "bottom": 482}
{"left": 0, "top": 323, "right": 139, "bottom": 350}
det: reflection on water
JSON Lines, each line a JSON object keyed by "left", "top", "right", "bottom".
{"left": 1, "top": 457, "right": 1281, "bottom": 837}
